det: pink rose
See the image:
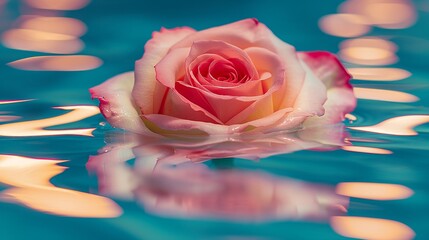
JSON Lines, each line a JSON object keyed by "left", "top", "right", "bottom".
{"left": 90, "top": 19, "right": 355, "bottom": 136}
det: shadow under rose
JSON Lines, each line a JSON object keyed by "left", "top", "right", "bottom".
{"left": 87, "top": 124, "right": 349, "bottom": 221}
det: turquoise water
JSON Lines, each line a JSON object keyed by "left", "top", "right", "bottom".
{"left": 1, "top": 0, "right": 429, "bottom": 239}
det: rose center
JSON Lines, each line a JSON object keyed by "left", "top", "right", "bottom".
{"left": 202, "top": 57, "right": 250, "bottom": 84}
{"left": 209, "top": 61, "right": 237, "bottom": 81}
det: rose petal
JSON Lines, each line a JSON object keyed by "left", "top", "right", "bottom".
{"left": 298, "top": 51, "right": 356, "bottom": 125}
{"left": 264, "top": 32, "right": 306, "bottom": 111}
{"left": 204, "top": 78, "right": 265, "bottom": 97}
{"left": 226, "top": 47, "right": 285, "bottom": 124}
{"left": 142, "top": 106, "right": 301, "bottom": 136}
{"left": 175, "top": 81, "right": 253, "bottom": 123}
{"left": 133, "top": 27, "right": 196, "bottom": 114}
{"left": 90, "top": 72, "right": 156, "bottom": 136}
{"left": 307, "top": 87, "right": 355, "bottom": 125}
{"left": 155, "top": 47, "right": 190, "bottom": 89}
{"left": 171, "top": 19, "right": 287, "bottom": 54}
{"left": 298, "top": 51, "right": 352, "bottom": 89}
{"left": 289, "top": 60, "right": 327, "bottom": 118}
{"left": 162, "top": 88, "right": 223, "bottom": 124}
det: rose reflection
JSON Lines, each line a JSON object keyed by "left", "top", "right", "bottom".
{"left": 88, "top": 125, "right": 350, "bottom": 221}
{"left": 133, "top": 167, "right": 348, "bottom": 221}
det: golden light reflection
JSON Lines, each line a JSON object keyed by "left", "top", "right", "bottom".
{"left": 20, "top": 16, "right": 87, "bottom": 37}
{"left": 341, "top": 37, "right": 398, "bottom": 51}
{"left": 25, "top": 0, "right": 90, "bottom": 10}
{"left": 0, "top": 155, "right": 66, "bottom": 187}
{"left": 318, "top": 14, "right": 371, "bottom": 38}
{"left": 331, "top": 216, "right": 415, "bottom": 240}
{"left": 354, "top": 87, "right": 419, "bottom": 103}
{"left": 0, "top": 105, "right": 99, "bottom": 137}
{"left": 336, "top": 182, "right": 413, "bottom": 200}
{"left": 0, "top": 155, "right": 122, "bottom": 218}
{"left": 345, "top": 113, "right": 357, "bottom": 121}
{"left": 0, "top": 99, "right": 33, "bottom": 105}
{"left": 345, "top": 137, "right": 385, "bottom": 143}
{"left": 339, "top": 37, "right": 398, "bottom": 65}
{"left": 3, "top": 29, "right": 75, "bottom": 41}
{"left": 8, "top": 55, "right": 103, "bottom": 71}
{"left": 339, "top": 0, "right": 417, "bottom": 29}
{"left": 2, "top": 29, "right": 83, "bottom": 54}
{"left": 342, "top": 146, "right": 392, "bottom": 155}
{"left": 340, "top": 47, "right": 397, "bottom": 65}
{"left": 4, "top": 187, "right": 121, "bottom": 218}
{"left": 349, "top": 115, "right": 429, "bottom": 136}
{"left": 348, "top": 68, "right": 411, "bottom": 81}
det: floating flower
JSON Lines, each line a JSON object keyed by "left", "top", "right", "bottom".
{"left": 90, "top": 19, "right": 355, "bottom": 137}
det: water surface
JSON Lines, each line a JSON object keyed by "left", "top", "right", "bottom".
{"left": 1, "top": 0, "right": 428, "bottom": 239}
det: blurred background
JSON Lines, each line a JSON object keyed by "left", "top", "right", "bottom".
{"left": 0, "top": 0, "right": 428, "bottom": 239}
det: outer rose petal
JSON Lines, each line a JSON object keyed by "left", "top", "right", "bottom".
{"left": 90, "top": 72, "right": 156, "bottom": 136}
{"left": 171, "top": 19, "right": 288, "bottom": 55}
{"left": 142, "top": 106, "right": 304, "bottom": 136}
{"left": 133, "top": 27, "right": 196, "bottom": 114}
{"left": 298, "top": 51, "right": 352, "bottom": 89}
{"left": 289, "top": 60, "right": 327, "bottom": 117}
{"left": 297, "top": 51, "right": 356, "bottom": 126}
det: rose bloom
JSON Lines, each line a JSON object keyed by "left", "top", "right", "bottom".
{"left": 90, "top": 19, "right": 355, "bottom": 136}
